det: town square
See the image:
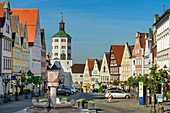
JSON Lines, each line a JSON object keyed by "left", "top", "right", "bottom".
{"left": 0, "top": 0, "right": 170, "bottom": 113}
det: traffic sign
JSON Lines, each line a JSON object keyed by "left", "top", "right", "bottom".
{"left": 157, "top": 95, "right": 163, "bottom": 102}
{"left": 159, "top": 80, "right": 163, "bottom": 83}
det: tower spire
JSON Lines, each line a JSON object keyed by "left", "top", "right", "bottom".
{"left": 59, "top": 12, "right": 65, "bottom": 31}
{"left": 61, "top": 12, "right": 63, "bottom": 22}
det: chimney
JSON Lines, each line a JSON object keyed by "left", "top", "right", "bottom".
{"left": 154, "top": 14, "right": 159, "bottom": 23}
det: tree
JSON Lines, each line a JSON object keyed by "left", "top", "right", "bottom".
{"left": 149, "top": 66, "right": 160, "bottom": 113}
{"left": 97, "top": 81, "right": 102, "bottom": 87}
{"left": 113, "top": 80, "right": 119, "bottom": 86}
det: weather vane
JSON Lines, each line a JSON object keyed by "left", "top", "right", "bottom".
{"left": 163, "top": 5, "right": 165, "bottom": 12}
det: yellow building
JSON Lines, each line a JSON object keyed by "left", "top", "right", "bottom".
{"left": 83, "top": 59, "right": 94, "bottom": 93}
{"left": 10, "top": 15, "right": 29, "bottom": 94}
{"left": 120, "top": 42, "right": 134, "bottom": 81}
{"left": 20, "top": 22, "right": 29, "bottom": 79}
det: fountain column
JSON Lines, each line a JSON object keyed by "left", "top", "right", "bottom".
{"left": 48, "top": 71, "right": 59, "bottom": 106}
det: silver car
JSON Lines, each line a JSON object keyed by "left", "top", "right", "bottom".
{"left": 105, "top": 90, "right": 131, "bottom": 99}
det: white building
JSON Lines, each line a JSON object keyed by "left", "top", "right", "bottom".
{"left": 70, "top": 64, "right": 85, "bottom": 88}
{"left": 100, "top": 52, "right": 110, "bottom": 87}
{"left": 144, "top": 29, "right": 153, "bottom": 74}
{"left": 0, "top": 1, "right": 13, "bottom": 96}
{"left": 51, "top": 15, "right": 72, "bottom": 86}
{"left": 91, "top": 59, "right": 102, "bottom": 89}
{"left": 153, "top": 9, "right": 170, "bottom": 69}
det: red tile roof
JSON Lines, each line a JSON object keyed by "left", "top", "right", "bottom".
{"left": 10, "top": 9, "right": 38, "bottom": 46}
{"left": 96, "top": 59, "right": 102, "bottom": 71}
{"left": 105, "top": 52, "right": 110, "bottom": 67}
{"left": 139, "top": 33, "right": 146, "bottom": 50}
{"left": 111, "top": 45, "right": 125, "bottom": 66}
{"left": 87, "top": 59, "right": 95, "bottom": 76}
{"left": 129, "top": 45, "right": 134, "bottom": 56}
{"left": 0, "top": 2, "right": 5, "bottom": 27}
{"left": 0, "top": 2, "right": 5, "bottom": 17}
{"left": 71, "top": 64, "right": 85, "bottom": 73}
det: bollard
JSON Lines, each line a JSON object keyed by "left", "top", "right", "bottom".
{"left": 108, "top": 91, "right": 111, "bottom": 103}
{"left": 158, "top": 103, "right": 164, "bottom": 113}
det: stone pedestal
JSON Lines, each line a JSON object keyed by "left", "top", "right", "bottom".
{"left": 48, "top": 71, "right": 59, "bottom": 106}
{"left": 51, "top": 86, "right": 56, "bottom": 105}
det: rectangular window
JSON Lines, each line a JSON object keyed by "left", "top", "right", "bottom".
{"left": 80, "top": 75, "right": 83, "bottom": 77}
{"left": 64, "top": 39, "right": 66, "bottom": 42}
{"left": 55, "top": 39, "right": 57, "bottom": 42}
{"left": 4, "top": 58, "right": 5, "bottom": 69}
{"left": 133, "top": 60, "right": 135, "bottom": 65}
{"left": 57, "top": 39, "right": 59, "bottom": 42}
{"left": 68, "top": 39, "right": 71, "bottom": 43}
{"left": 6, "top": 24, "right": 9, "bottom": 33}
{"left": 55, "top": 53, "right": 58, "bottom": 56}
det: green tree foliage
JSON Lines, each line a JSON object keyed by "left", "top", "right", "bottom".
{"left": 98, "top": 87, "right": 103, "bottom": 93}
{"left": 113, "top": 80, "right": 119, "bottom": 86}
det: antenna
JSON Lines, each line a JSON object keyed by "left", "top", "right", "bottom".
{"left": 163, "top": 5, "right": 165, "bottom": 12}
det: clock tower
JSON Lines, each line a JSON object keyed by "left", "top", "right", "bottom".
{"left": 51, "top": 13, "right": 72, "bottom": 86}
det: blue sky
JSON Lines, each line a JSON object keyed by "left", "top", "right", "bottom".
{"left": 7, "top": 0, "right": 170, "bottom": 63}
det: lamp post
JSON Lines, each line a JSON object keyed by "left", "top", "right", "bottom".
{"left": 19, "top": 70, "right": 25, "bottom": 95}
{"left": 2, "top": 73, "right": 10, "bottom": 103}
{"left": 15, "top": 76, "right": 20, "bottom": 101}
{"left": 27, "top": 70, "right": 34, "bottom": 99}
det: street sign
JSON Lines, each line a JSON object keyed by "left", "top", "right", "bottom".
{"left": 157, "top": 94, "right": 163, "bottom": 102}
{"left": 139, "top": 82, "right": 143, "bottom": 105}
{"left": 11, "top": 76, "right": 16, "bottom": 80}
{"left": 159, "top": 80, "right": 163, "bottom": 83}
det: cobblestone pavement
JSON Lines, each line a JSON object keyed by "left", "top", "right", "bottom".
{"left": 0, "top": 93, "right": 169, "bottom": 113}
{"left": 93, "top": 93, "right": 170, "bottom": 113}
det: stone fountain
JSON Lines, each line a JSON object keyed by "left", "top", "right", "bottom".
{"left": 17, "top": 70, "right": 79, "bottom": 113}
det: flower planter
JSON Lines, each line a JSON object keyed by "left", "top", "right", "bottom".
{"left": 84, "top": 102, "right": 88, "bottom": 109}
{"left": 61, "top": 101, "right": 67, "bottom": 104}
{"left": 79, "top": 101, "right": 84, "bottom": 109}
{"left": 88, "top": 103, "right": 95, "bottom": 110}
{"left": 75, "top": 102, "right": 79, "bottom": 108}
{"left": 32, "top": 97, "right": 39, "bottom": 102}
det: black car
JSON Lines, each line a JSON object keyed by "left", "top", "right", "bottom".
{"left": 93, "top": 88, "right": 98, "bottom": 93}
{"left": 57, "top": 87, "right": 72, "bottom": 96}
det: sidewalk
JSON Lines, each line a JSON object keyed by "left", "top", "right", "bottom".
{"left": 0, "top": 93, "right": 45, "bottom": 113}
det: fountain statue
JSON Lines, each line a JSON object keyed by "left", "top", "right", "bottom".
{"left": 17, "top": 69, "right": 80, "bottom": 113}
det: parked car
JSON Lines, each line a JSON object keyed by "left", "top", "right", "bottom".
{"left": 105, "top": 90, "right": 131, "bottom": 99}
{"left": 57, "top": 87, "right": 72, "bottom": 96}
{"left": 93, "top": 88, "right": 98, "bottom": 93}
{"left": 105, "top": 87, "right": 121, "bottom": 92}
{"left": 69, "top": 87, "right": 77, "bottom": 94}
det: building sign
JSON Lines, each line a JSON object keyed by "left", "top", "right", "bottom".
{"left": 139, "top": 82, "right": 143, "bottom": 105}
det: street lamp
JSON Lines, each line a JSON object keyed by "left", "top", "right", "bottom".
{"left": 27, "top": 70, "right": 34, "bottom": 99}
{"left": 19, "top": 70, "right": 26, "bottom": 95}
{"left": 2, "top": 73, "right": 10, "bottom": 103}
